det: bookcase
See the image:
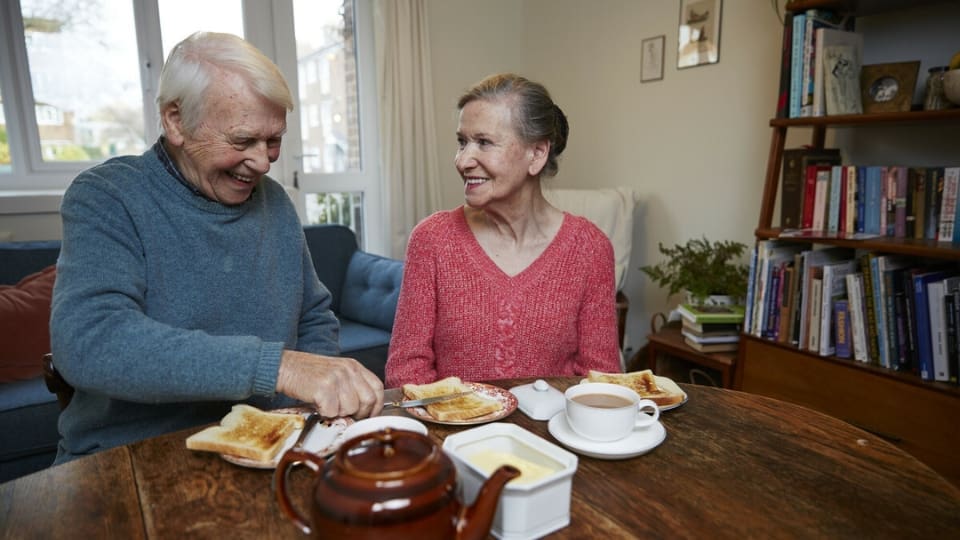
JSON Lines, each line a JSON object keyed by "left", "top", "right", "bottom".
{"left": 736, "top": 0, "right": 960, "bottom": 487}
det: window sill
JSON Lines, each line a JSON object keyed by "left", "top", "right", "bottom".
{"left": 0, "top": 191, "right": 64, "bottom": 215}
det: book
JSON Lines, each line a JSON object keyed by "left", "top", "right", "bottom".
{"left": 929, "top": 276, "right": 960, "bottom": 382}
{"left": 789, "top": 13, "right": 807, "bottom": 118}
{"left": 816, "top": 29, "right": 863, "bottom": 116}
{"left": 749, "top": 241, "right": 803, "bottom": 336}
{"left": 812, "top": 166, "right": 832, "bottom": 231}
{"left": 834, "top": 299, "right": 852, "bottom": 359}
{"left": 826, "top": 165, "right": 843, "bottom": 234}
{"left": 945, "top": 290, "right": 960, "bottom": 384}
{"left": 891, "top": 166, "right": 908, "bottom": 238}
{"left": 681, "top": 330, "right": 740, "bottom": 344}
{"left": 797, "top": 149, "right": 842, "bottom": 229}
{"left": 844, "top": 165, "right": 857, "bottom": 234}
{"left": 818, "top": 259, "right": 856, "bottom": 356}
{"left": 845, "top": 273, "right": 868, "bottom": 362}
{"left": 677, "top": 304, "right": 746, "bottom": 325}
{"left": 883, "top": 166, "right": 896, "bottom": 237}
{"left": 859, "top": 253, "right": 879, "bottom": 364}
{"left": 855, "top": 166, "right": 867, "bottom": 233}
{"left": 779, "top": 258, "right": 800, "bottom": 343}
{"left": 948, "top": 168, "right": 960, "bottom": 243}
{"left": 800, "top": 9, "right": 847, "bottom": 117}
{"left": 863, "top": 166, "right": 883, "bottom": 235}
{"left": 872, "top": 255, "right": 910, "bottom": 369}
{"left": 937, "top": 168, "right": 958, "bottom": 242}
{"left": 681, "top": 319, "right": 741, "bottom": 337}
{"left": 808, "top": 277, "right": 824, "bottom": 352}
{"left": 909, "top": 167, "right": 926, "bottom": 239}
{"left": 913, "top": 269, "right": 953, "bottom": 380}
{"left": 683, "top": 336, "right": 739, "bottom": 353}
{"left": 798, "top": 247, "right": 854, "bottom": 349}
{"left": 925, "top": 167, "right": 945, "bottom": 240}
{"left": 776, "top": 12, "right": 795, "bottom": 119}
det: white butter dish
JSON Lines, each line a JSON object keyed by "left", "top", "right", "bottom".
{"left": 443, "top": 423, "right": 578, "bottom": 539}
{"left": 509, "top": 379, "right": 565, "bottom": 420}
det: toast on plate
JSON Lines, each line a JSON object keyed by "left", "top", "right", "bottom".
{"left": 587, "top": 369, "right": 685, "bottom": 407}
{"left": 185, "top": 404, "right": 305, "bottom": 462}
{"left": 402, "top": 376, "right": 502, "bottom": 422}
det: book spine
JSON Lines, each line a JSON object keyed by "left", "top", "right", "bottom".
{"left": 789, "top": 14, "right": 807, "bottom": 118}
{"left": 937, "top": 169, "right": 957, "bottom": 242}
{"left": 827, "top": 165, "right": 843, "bottom": 233}
{"left": 884, "top": 167, "right": 897, "bottom": 237}
{"left": 764, "top": 265, "right": 783, "bottom": 339}
{"left": 846, "top": 273, "right": 868, "bottom": 362}
{"left": 780, "top": 149, "right": 806, "bottom": 229}
{"left": 855, "top": 166, "right": 866, "bottom": 233}
{"left": 801, "top": 164, "right": 819, "bottom": 229}
{"left": 915, "top": 272, "right": 941, "bottom": 381}
{"left": 929, "top": 279, "right": 949, "bottom": 382}
{"left": 951, "top": 289, "right": 960, "bottom": 384}
{"left": 834, "top": 300, "right": 851, "bottom": 359}
{"left": 776, "top": 13, "right": 795, "bottom": 119}
{"left": 860, "top": 254, "right": 879, "bottom": 364}
{"left": 871, "top": 256, "right": 889, "bottom": 367}
{"left": 744, "top": 243, "right": 759, "bottom": 335}
{"left": 800, "top": 12, "right": 817, "bottom": 117}
{"left": 948, "top": 168, "right": 960, "bottom": 243}
{"left": 894, "top": 166, "right": 908, "bottom": 238}
{"left": 903, "top": 166, "right": 916, "bottom": 239}
{"left": 845, "top": 165, "right": 856, "bottom": 234}
{"left": 812, "top": 167, "right": 830, "bottom": 231}
{"left": 901, "top": 269, "right": 919, "bottom": 374}
{"left": 926, "top": 167, "right": 944, "bottom": 240}
{"left": 912, "top": 167, "right": 927, "bottom": 240}
{"left": 945, "top": 292, "right": 957, "bottom": 382}
{"left": 891, "top": 269, "right": 908, "bottom": 370}
{"left": 865, "top": 166, "right": 882, "bottom": 235}
{"left": 808, "top": 278, "right": 823, "bottom": 352}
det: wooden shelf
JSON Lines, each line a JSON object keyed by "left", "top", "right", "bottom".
{"left": 754, "top": 228, "right": 960, "bottom": 260}
{"left": 785, "top": 0, "right": 950, "bottom": 17}
{"left": 770, "top": 108, "right": 960, "bottom": 128}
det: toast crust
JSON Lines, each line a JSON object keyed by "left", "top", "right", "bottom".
{"left": 403, "top": 377, "right": 502, "bottom": 421}
{"left": 587, "top": 370, "right": 685, "bottom": 407}
{"left": 185, "top": 404, "right": 305, "bottom": 462}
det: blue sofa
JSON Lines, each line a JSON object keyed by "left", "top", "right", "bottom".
{"left": 0, "top": 224, "right": 402, "bottom": 483}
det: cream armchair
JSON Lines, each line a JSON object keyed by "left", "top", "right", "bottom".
{"left": 542, "top": 186, "right": 639, "bottom": 349}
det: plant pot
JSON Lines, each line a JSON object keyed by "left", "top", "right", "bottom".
{"left": 685, "top": 292, "right": 735, "bottom": 306}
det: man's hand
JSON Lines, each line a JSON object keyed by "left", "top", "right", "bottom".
{"left": 276, "top": 351, "right": 384, "bottom": 418}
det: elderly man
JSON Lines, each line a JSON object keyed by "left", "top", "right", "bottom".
{"left": 51, "top": 32, "right": 382, "bottom": 463}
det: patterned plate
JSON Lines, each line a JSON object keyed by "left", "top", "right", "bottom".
{"left": 406, "top": 382, "right": 518, "bottom": 425}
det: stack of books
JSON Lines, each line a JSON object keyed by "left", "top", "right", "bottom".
{"left": 676, "top": 304, "right": 745, "bottom": 353}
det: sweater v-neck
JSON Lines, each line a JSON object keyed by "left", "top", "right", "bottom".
{"left": 453, "top": 206, "right": 570, "bottom": 286}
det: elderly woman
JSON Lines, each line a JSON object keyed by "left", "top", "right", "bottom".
{"left": 51, "top": 32, "right": 382, "bottom": 463}
{"left": 385, "top": 73, "right": 621, "bottom": 387}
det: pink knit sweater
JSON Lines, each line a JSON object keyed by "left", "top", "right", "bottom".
{"left": 385, "top": 207, "right": 621, "bottom": 387}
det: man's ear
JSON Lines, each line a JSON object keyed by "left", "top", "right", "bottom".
{"left": 527, "top": 140, "right": 550, "bottom": 176}
{"left": 160, "top": 103, "right": 186, "bottom": 146}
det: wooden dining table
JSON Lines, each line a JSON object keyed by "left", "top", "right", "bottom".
{"left": 3, "top": 377, "right": 959, "bottom": 539}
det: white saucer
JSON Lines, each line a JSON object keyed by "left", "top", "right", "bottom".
{"left": 547, "top": 413, "right": 666, "bottom": 460}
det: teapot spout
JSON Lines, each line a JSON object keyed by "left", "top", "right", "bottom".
{"left": 456, "top": 465, "right": 521, "bottom": 540}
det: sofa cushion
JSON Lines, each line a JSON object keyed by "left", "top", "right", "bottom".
{"left": 339, "top": 251, "right": 403, "bottom": 332}
{"left": 0, "top": 378, "right": 59, "bottom": 482}
{"left": 303, "top": 224, "right": 358, "bottom": 313}
{"left": 0, "top": 266, "right": 56, "bottom": 383}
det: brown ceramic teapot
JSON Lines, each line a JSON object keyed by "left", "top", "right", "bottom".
{"left": 275, "top": 427, "right": 519, "bottom": 540}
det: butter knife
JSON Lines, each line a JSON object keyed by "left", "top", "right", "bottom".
{"left": 293, "top": 412, "right": 321, "bottom": 449}
{"left": 383, "top": 390, "right": 474, "bottom": 409}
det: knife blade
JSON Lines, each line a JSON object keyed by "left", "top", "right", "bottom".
{"left": 383, "top": 390, "right": 474, "bottom": 409}
{"left": 292, "top": 412, "right": 320, "bottom": 449}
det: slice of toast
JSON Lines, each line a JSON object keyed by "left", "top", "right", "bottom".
{"left": 587, "top": 369, "right": 685, "bottom": 407}
{"left": 185, "top": 404, "right": 305, "bottom": 462}
{"left": 403, "top": 376, "right": 502, "bottom": 422}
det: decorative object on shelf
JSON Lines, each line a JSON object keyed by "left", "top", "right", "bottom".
{"left": 640, "top": 237, "right": 749, "bottom": 306}
{"left": 923, "top": 66, "right": 950, "bottom": 111}
{"left": 859, "top": 61, "right": 920, "bottom": 113}
{"left": 943, "top": 69, "right": 960, "bottom": 106}
{"left": 677, "top": 0, "right": 721, "bottom": 69}
{"left": 641, "top": 35, "right": 665, "bottom": 83}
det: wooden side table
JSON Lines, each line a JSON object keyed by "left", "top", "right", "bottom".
{"left": 643, "top": 313, "right": 737, "bottom": 388}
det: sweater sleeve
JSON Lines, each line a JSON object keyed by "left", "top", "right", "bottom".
{"left": 385, "top": 218, "right": 442, "bottom": 387}
{"left": 574, "top": 225, "right": 623, "bottom": 374}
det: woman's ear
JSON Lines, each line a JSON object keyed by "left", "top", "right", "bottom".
{"left": 160, "top": 103, "right": 186, "bottom": 146}
{"left": 527, "top": 140, "right": 550, "bottom": 176}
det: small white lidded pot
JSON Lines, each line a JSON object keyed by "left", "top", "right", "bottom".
{"left": 443, "top": 423, "right": 578, "bottom": 540}
{"left": 564, "top": 382, "right": 660, "bottom": 442}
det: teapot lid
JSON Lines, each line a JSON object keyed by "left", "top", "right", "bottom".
{"left": 340, "top": 428, "right": 440, "bottom": 479}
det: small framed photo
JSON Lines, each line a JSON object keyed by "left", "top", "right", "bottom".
{"left": 641, "top": 35, "right": 665, "bottom": 83}
{"left": 678, "top": 0, "right": 721, "bottom": 69}
{"left": 859, "top": 61, "right": 920, "bottom": 113}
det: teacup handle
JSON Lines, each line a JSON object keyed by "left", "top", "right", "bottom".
{"left": 274, "top": 448, "right": 326, "bottom": 535}
{"left": 634, "top": 398, "right": 660, "bottom": 427}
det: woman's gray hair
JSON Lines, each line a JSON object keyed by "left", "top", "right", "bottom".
{"left": 157, "top": 32, "right": 293, "bottom": 135}
{"left": 457, "top": 73, "right": 569, "bottom": 178}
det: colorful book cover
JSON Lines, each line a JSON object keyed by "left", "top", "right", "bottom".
{"left": 864, "top": 166, "right": 883, "bottom": 235}
{"left": 816, "top": 29, "right": 863, "bottom": 116}
{"left": 855, "top": 165, "right": 867, "bottom": 233}
{"left": 925, "top": 167, "right": 944, "bottom": 240}
{"left": 844, "top": 165, "right": 857, "bottom": 234}
{"left": 819, "top": 259, "right": 856, "bottom": 356}
{"left": 910, "top": 167, "right": 927, "bottom": 240}
{"left": 937, "top": 168, "right": 958, "bottom": 242}
{"left": 827, "top": 165, "right": 843, "bottom": 233}
{"left": 948, "top": 168, "right": 960, "bottom": 243}
{"left": 834, "top": 299, "right": 852, "bottom": 359}
{"left": 892, "top": 166, "right": 908, "bottom": 238}
{"left": 678, "top": 304, "right": 746, "bottom": 325}
{"left": 797, "top": 150, "right": 842, "bottom": 229}
{"left": 914, "top": 270, "right": 953, "bottom": 380}
{"left": 789, "top": 13, "right": 807, "bottom": 118}
{"left": 860, "top": 253, "right": 879, "bottom": 364}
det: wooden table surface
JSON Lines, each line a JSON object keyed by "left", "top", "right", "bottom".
{"left": 3, "top": 377, "right": 960, "bottom": 539}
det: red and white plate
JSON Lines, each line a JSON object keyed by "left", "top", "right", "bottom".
{"left": 220, "top": 408, "right": 354, "bottom": 469}
{"left": 406, "top": 382, "right": 518, "bottom": 425}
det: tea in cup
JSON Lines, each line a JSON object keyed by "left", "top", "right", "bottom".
{"left": 564, "top": 382, "right": 659, "bottom": 442}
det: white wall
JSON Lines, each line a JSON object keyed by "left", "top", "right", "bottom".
{"left": 426, "top": 0, "right": 787, "bottom": 353}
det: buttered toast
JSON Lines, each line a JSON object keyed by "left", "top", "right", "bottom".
{"left": 403, "top": 376, "right": 502, "bottom": 421}
{"left": 185, "top": 404, "right": 305, "bottom": 462}
{"left": 587, "top": 369, "right": 685, "bottom": 407}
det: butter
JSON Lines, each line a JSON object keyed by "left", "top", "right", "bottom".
{"left": 467, "top": 450, "right": 557, "bottom": 484}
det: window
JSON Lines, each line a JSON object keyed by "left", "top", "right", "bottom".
{"left": 0, "top": 0, "right": 383, "bottom": 252}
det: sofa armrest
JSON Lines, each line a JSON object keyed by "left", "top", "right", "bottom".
{"left": 338, "top": 251, "right": 404, "bottom": 332}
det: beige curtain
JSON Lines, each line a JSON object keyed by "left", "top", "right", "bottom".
{"left": 374, "top": 0, "right": 443, "bottom": 259}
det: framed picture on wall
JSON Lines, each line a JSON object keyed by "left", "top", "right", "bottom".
{"left": 641, "top": 35, "right": 665, "bottom": 82}
{"left": 678, "top": 0, "right": 722, "bottom": 69}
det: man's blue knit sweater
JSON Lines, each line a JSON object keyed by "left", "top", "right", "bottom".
{"left": 50, "top": 144, "right": 338, "bottom": 462}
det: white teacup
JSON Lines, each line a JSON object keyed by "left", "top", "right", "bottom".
{"left": 564, "top": 382, "right": 660, "bottom": 442}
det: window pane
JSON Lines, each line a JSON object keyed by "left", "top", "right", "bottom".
{"left": 21, "top": 0, "right": 146, "bottom": 162}
{"left": 0, "top": 84, "right": 10, "bottom": 173}
{"left": 305, "top": 191, "right": 364, "bottom": 239}
{"left": 158, "top": 0, "right": 244, "bottom": 60}
{"left": 293, "top": 0, "right": 360, "bottom": 174}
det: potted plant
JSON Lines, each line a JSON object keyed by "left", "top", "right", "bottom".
{"left": 640, "top": 236, "right": 750, "bottom": 305}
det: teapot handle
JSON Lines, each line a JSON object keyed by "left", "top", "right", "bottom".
{"left": 274, "top": 448, "right": 326, "bottom": 535}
